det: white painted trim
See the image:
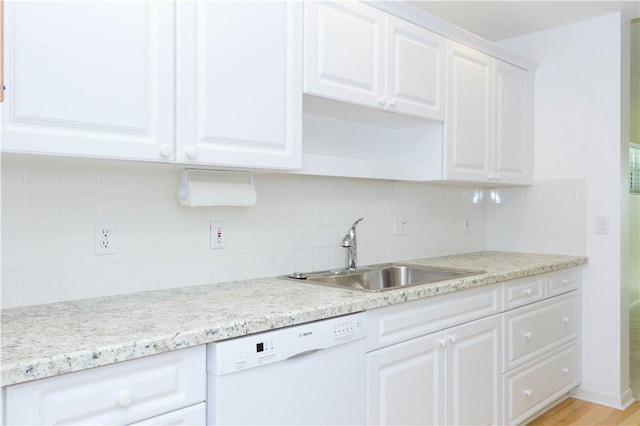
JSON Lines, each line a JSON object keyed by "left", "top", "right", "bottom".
{"left": 571, "top": 386, "right": 636, "bottom": 409}
{"left": 519, "top": 394, "right": 571, "bottom": 425}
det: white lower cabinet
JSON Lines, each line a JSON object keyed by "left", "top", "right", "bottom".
{"left": 503, "top": 341, "right": 579, "bottom": 425}
{"left": 131, "top": 402, "right": 206, "bottom": 425}
{"left": 367, "top": 310, "right": 501, "bottom": 425}
{"left": 446, "top": 316, "right": 502, "bottom": 426}
{"left": 503, "top": 292, "right": 579, "bottom": 371}
{"left": 4, "top": 346, "right": 205, "bottom": 425}
{"left": 367, "top": 267, "right": 582, "bottom": 426}
{"left": 501, "top": 267, "right": 582, "bottom": 425}
{"left": 367, "top": 330, "right": 444, "bottom": 425}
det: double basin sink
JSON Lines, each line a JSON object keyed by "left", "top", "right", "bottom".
{"left": 283, "top": 263, "right": 485, "bottom": 292}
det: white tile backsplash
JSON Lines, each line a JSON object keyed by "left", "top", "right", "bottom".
{"left": 2, "top": 155, "right": 491, "bottom": 308}
{"left": 485, "top": 179, "right": 587, "bottom": 256}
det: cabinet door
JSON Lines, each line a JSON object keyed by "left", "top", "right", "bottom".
{"left": 304, "top": 0, "right": 385, "bottom": 108}
{"left": 2, "top": 1, "right": 175, "bottom": 161}
{"left": 5, "top": 347, "right": 205, "bottom": 425}
{"left": 176, "top": 1, "right": 301, "bottom": 169}
{"left": 446, "top": 315, "right": 502, "bottom": 425}
{"left": 386, "top": 15, "right": 445, "bottom": 120}
{"left": 367, "top": 333, "right": 445, "bottom": 425}
{"left": 493, "top": 60, "right": 533, "bottom": 184}
{"left": 445, "top": 42, "right": 493, "bottom": 182}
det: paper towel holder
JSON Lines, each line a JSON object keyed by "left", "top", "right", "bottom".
{"left": 177, "top": 168, "right": 254, "bottom": 204}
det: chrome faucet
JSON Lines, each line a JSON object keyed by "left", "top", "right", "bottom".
{"left": 342, "top": 218, "right": 364, "bottom": 271}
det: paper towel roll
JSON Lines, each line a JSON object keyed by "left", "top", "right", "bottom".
{"left": 179, "top": 180, "right": 257, "bottom": 207}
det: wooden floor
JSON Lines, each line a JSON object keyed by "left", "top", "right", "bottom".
{"left": 527, "top": 398, "right": 639, "bottom": 425}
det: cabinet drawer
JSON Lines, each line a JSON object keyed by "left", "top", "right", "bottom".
{"left": 5, "top": 346, "right": 206, "bottom": 425}
{"left": 503, "top": 292, "right": 578, "bottom": 371}
{"left": 546, "top": 268, "right": 581, "bottom": 297}
{"left": 503, "top": 341, "right": 579, "bottom": 425}
{"left": 367, "top": 284, "right": 500, "bottom": 351}
{"left": 502, "top": 275, "right": 544, "bottom": 310}
{"left": 131, "top": 402, "right": 206, "bottom": 425}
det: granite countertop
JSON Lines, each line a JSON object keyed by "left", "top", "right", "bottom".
{"left": 0, "top": 251, "right": 587, "bottom": 387}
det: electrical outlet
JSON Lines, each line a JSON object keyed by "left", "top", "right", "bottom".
{"left": 463, "top": 216, "right": 470, "bottom": 233}
{"left": 95, "top": 222, "right": 116, "bottom": 255}
{"left": 211, "top": 220, "right": 226, "bottom": 249}
{"left": 393, "top": 216, "right": 407, "bottom": 236}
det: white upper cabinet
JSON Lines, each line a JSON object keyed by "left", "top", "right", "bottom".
{"left": 176, "top": 1, "right": 302, "bottom": 169}
{"left": 2, "top": 1, "right": 301, "bottom": 170}
{"left": 493, "top": 59, "right": 534, "bottom": 185}
{"left": 386, "top": 15, "right": 445, "bottom": 120}
{"left": 445, "top": 42, "right": 493, "bottom": 182}
{"left": 2, "top": 1, "right": 175, "bottom": 161}
{"left": 444, "top": 41, "right": 533, "bottom": 185}
{"left": 304, "top": 1, "right": 445, "bottom": 121}
{"left": 304, "top": 1, "right": 385, "bottom": 109}
{"left": 2, "top": 0, "right": 533, "bottom": 182}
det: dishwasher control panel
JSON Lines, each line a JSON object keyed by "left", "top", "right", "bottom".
{"left": 208, "top": 313, "right": 367, "bottom": 375}
{"left": 333, "top": 317, "right": 362, "bottom": 342}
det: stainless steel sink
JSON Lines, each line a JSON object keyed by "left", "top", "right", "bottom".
{"left": 282, "top": 264, "right": 485, "bottom": 292}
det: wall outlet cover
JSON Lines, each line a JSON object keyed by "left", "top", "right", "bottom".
{"left": 95, "top": 222, "right": 116, "bottom": 255}
{"left": 211, "top": 220, "right": 226, "bottom": 249}
{"left": 393, "top": 216, "right": 408, "bottom": 236}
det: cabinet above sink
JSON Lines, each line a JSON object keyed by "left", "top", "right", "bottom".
{"left": 299, "top": 0, "right": 535, "bottom": 185}
{"left": 304, "top": 0, "right": 446, "bottom": 122}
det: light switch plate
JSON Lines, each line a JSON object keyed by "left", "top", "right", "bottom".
{"left": 595, "top": 216, "right": 609, "bottom": 234}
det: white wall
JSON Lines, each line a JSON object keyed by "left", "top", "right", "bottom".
{"left": 630, "top": 20, "right": 640, "bottom": 308}
{"left": 497, "top": 12, "right": 632, "bottom": 408}
{"left": 0, "top": 155, "right": 486, "bottom": 308}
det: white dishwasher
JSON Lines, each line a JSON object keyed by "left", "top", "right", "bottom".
{"left": 206, "top": 312, "right": 367, "bottom": 425}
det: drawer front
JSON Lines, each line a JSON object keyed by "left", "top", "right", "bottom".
{"left": 504, "top": 292, "right": 578, "bottom": 370}
{"left": 502, "top": 275, "right": 544, "bottom": 310}
{"left": 503, "top": 341, "right": 579, "bottom": 425}
{"left": 546, "top": 268, "right": 580, "bottom": 297}
{"left": 5, "top": 346, "right": 206, "bottom": 425}
{"left": 367, "top": 284, "right": 500, "bottom": 351}
{"left": 131, "top": 402, "right": 206, "bottom": 425}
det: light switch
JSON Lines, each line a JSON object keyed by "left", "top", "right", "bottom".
{"left": 595, "top": 216, "right": 609, "bottom": 234}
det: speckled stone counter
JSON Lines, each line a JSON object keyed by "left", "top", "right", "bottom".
{"left": 1, "top": 251, "right": 587, "bottom": 387}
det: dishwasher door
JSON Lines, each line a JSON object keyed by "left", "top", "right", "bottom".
{"left": 207, "top": 313, "right": 367, "bottom": 425}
